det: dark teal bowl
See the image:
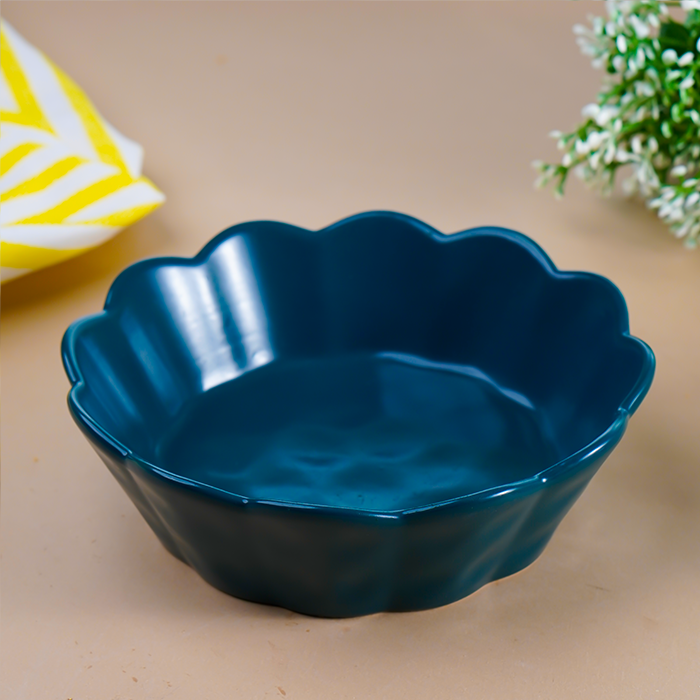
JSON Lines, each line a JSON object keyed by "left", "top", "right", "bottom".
{"left": 62, "top": 212, "right": 654, "bottom": 617}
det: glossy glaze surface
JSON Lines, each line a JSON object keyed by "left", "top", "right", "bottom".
{"left": 62, "top": 212, "right": 655, "bottom": 617}
{"left": 157, "top": 353, "right": 560, "bottom": 511}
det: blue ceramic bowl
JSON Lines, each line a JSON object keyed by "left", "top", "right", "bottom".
{"left": 62, "top": 212, "right": 654, "bottom": 617}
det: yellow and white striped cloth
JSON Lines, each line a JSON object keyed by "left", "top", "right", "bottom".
{"left": 0, "top": 21, "right": 165, "bottom": 283}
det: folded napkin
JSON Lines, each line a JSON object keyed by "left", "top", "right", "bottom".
{"left": 0, "top": 21, "right": 165, "bottom": 283}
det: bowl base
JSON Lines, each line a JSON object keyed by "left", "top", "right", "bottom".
{"left": 157, "top": 352, "right": 559, "bottom": 511}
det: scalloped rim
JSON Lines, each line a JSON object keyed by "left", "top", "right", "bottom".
{"left": 62, "top": 211, "right": 656, "bottom": 517}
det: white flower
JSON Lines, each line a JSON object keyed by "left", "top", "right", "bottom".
{"left": 681, "top": 0, "right": 700, "bottom": 10}
{"left": 670, "top": 208, "right": 685, "bottom": 223}
{"left": 587, "top": 131, "right": 606, "bottom": 149}
{"left": 596, "top": 105, "right": 619, "bottom": 126}
{"left": 605, "top": 21, "right": 618, "bottom": 37}
{"left": 616, "top": 35, "right": 628, "bottom": 53}
{"left": 676, "top": 220, "right": 692, "bottom": 237}
{"left": 629, "top": 15, "right": 650, "bottom": 38}
{"left": 678, "top": 52, "right": 695, "bottom": 67}
{"left": 636, "top": 47, "right": 646, "bottom": 68}
{"left": 648, "top": 136, "right": 659, "bottom": 153}
{"left": 631, "top": 134, "right": 644, "bottom": 155}
{"left": 671, "top": 164, "right": 689, "bottom": 177}
{"left": 658, "top": 200, "right": 683, "bottom": 220}
{"left": 618, "top": 1, "right": 634, "bottom": 15}
{"left": 686, "top": 192, "right": 700, "bottom": 207}
{"left": 635, "top": 81, "right": 655, "bottom": 97}
{"left": 578, "top": 38, "right": 599, "bottom": 57}
{"left": 612, "top": 55, "right": 627, "bottom": 72}
{"left": 562, "top": 152, "right": 574, "bottom": 167}
{"left": 549, "top": 130, "right": 563, "bottom": 139}
{"left": 637, "top": 161, "right": 660, "bottom": 192}
{"left": 575, "top": 139, "right": 590, "bottom": 155}
{"left": 697, "top": 37, "right": 700, "bottom": 52}
{"left": 662, "top": 49, "right": 678, "bottom": 65}
{"left": 683, "top": 178, "right": 699, "bottom": 188}
{"left": 582, "top": 103, "right": 600, "bottom": 119}
{"left": 680, "top": 75, "right": 695, "bottom": 90}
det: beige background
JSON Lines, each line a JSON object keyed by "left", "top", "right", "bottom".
{"left": 2, "top": 2, "right": 699, "bottom": 699}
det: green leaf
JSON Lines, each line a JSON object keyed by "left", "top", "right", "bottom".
{"left": 684, "top": 9, "right": 700, "bottom": 28}
{"left": 659, "top": 20, "right": 692, "bottom": 51}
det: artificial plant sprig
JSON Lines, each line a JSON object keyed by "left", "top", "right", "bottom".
{"left": 535, "top": 0, "right": 700, "bottom": 247}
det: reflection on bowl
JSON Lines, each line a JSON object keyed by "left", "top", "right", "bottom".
{"left": 62, "top": 212, "right": 655, "bottom": 617}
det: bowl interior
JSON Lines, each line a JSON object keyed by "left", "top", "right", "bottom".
{"left": 155, "top": 352, "right": 560, "bottom": 510}
{"left": 68, "top": 217, "right": 649, "bottom": 510}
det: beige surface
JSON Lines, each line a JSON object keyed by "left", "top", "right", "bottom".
{"left": 2, "top": 2, "right": 699, "bottom": 698}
